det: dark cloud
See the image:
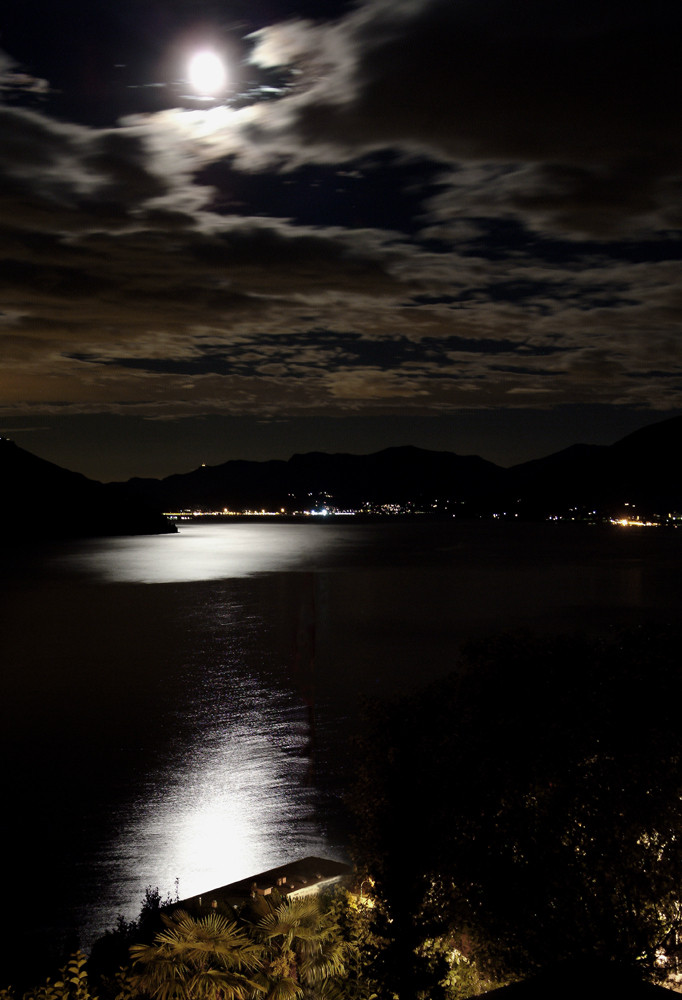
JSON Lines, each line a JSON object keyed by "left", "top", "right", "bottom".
{"left": 245, "top": 0, "right": 682, "bottom": 236}
{"left": 0, "top": 0, "right": 680, "bottom": 477}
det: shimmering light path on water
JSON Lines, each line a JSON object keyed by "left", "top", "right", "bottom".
{"left": 95, "top": 681, "right": 330, "bottom": 936}
{"left": 54, "top": 522, "right": 353, "bottom": 583}
{"left": 3, "top": 519, "right": 682, "bottom": 966}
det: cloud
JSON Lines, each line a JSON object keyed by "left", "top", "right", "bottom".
{"left": 236, "top": 0, "right": 682, "bottom": 237}
{"left": 0, "top": 0, "right": 681, "bottom": 436}
{"left": 0, "top": 48, "right": 49, "bottom": 96}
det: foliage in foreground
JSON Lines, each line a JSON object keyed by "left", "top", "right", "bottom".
{"left": 130, "top": 909, "right": 263, "bottom": 1000}
{"left": 1, "top": 895, "right": 349, "bottom": 1000}
{"left": 88, "top": 885, "right": 179, "bottom": 981}
{"left": 348, "top": 625, "right": 682, "bottom": 995}
{"left": 245, "top": 894, "right": 346, "bottom": 999}
{"left": 2, "top": 952, "right": 97, "bottom": 1000}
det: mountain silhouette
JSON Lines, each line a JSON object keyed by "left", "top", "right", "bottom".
{"left": 118, "top": 445, "right": 507, "bottom": 512}
{"left": 4, "top": 414, "right": 681, "bottom": 529}
{"left": 0, "top": 436, "right": 175, "bottom": 540}
{"left": 506, "top": 414, "right": 682, "bottom": 512}
{"left": 115, "top": 415, "right": 681, "bottom": 515}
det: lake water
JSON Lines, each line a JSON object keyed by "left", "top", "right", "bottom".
{"left": 2, "top": 520, "right": 681, "bottom": 970}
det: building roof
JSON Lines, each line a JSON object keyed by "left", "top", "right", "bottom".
{"left": 176, "top": 856, "right": 351, "bottom": 912}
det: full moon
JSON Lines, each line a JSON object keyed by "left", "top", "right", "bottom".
{"left": 188, "top": 50, "right": 228, "bottom": 95}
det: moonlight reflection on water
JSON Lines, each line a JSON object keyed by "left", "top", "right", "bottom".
{"left": 98, "top": 697, "right": 328, "bottom": 932}
{"left": 3, "top": 520, "right": 682, "bottom": 960}
{"left": 55, "top": 523, "right": 352, "bottom": 583}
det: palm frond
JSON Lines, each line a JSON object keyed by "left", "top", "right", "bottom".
{"left": 131, "top": 908, "right": 266, "bottom": 999}
{"left": 264, "top": 978, "right": 304, "bottom": 1000}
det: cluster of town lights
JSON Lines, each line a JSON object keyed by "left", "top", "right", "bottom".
{"left": 165, "top": 508, "right": 680, "bottom": 524}
{"left": 613, "top": 517, "right": 659, "bottom": 528}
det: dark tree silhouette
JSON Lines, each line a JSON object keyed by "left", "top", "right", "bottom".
{"left": 349, "top": 626, "right": 682, "bottom": 996}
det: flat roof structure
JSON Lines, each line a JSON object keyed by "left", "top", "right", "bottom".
{"left": 176, "top": 856, "right": 352, "bottom": 913}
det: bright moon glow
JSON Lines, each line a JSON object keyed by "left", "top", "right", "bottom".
{"left": 188, "top": 51, "right": 227, "bottom": 95}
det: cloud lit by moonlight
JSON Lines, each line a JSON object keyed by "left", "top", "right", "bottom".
{"left": 188, "top": 50, "right": 228, "bottom": 96}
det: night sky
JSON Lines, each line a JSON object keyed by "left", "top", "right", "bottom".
{"left": 1, "top": 0, "right": 681, "bottom": 482}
